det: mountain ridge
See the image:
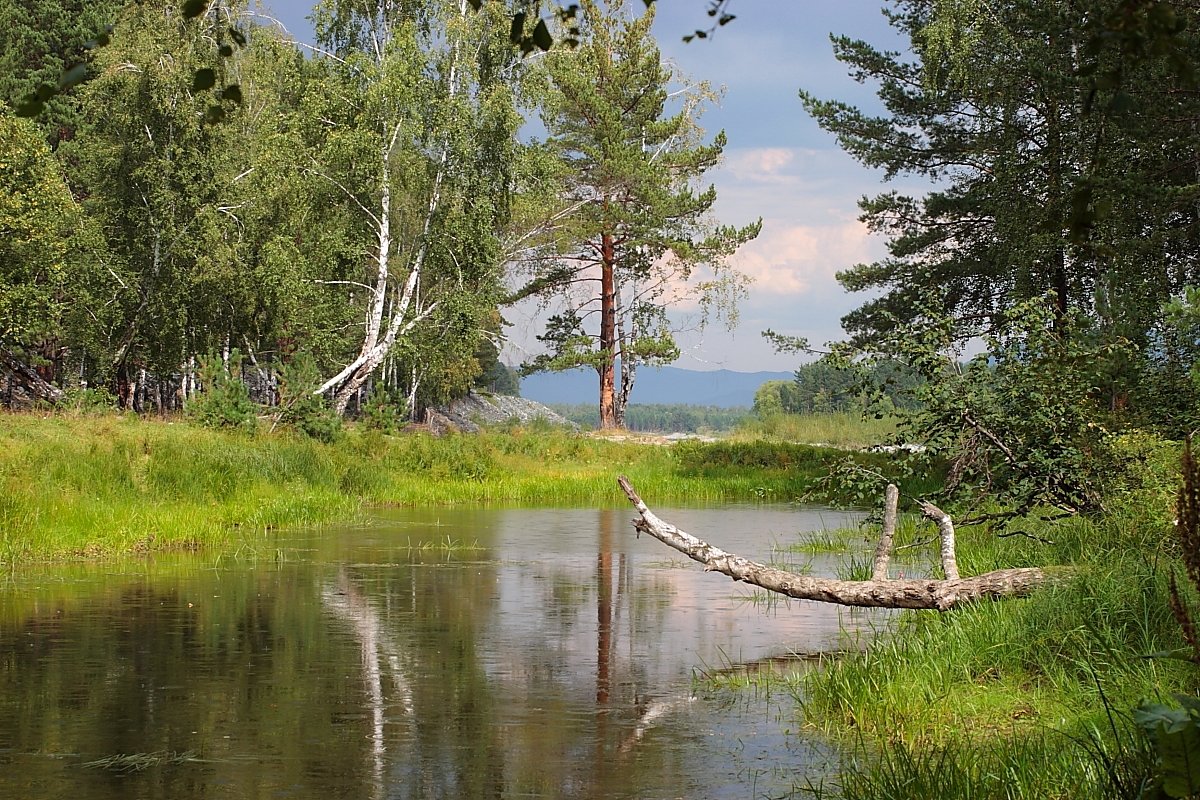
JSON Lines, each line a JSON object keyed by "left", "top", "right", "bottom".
{"left": 518, "top": 366, "right": 794, "bottom": 408}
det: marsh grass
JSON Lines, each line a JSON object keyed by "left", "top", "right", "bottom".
{"left": 82, "top": 750, "right": 204, "bottom": 772}
{"left": 0, "top": 412, "right": 886, "bottom": 563}
{"left": 803, "top": 724, "right": 1155, "bottom": 800}
{"left": 732, "top": 412, "right": 899, "bottom": 450}
{"left": 790, "top": 512, "right": 1191, "bottom": 798}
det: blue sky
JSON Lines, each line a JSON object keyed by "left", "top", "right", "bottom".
{"left": 255, "top": 1, "right": 921, "bottom": 372}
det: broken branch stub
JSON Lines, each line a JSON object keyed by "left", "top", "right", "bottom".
{"left": 616, "top": 475, "right": 1051, "bottom": 612}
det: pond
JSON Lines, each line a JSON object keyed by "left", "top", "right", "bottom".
{"left": 0, "top": 503, "right": 880, "bottom": 799}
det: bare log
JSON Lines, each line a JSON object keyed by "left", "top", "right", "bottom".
{"left": 617, "top": 476, "right": 1052, "bottom": 612}
{"left": 871, "top": 483, "right": 900, "bottom": 581}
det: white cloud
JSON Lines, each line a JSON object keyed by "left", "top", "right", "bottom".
{"left": 732, "top": 218, "right": 880, "bottom": 297}
{"left": 723, "top": 147, "right": 803, "bottom": 184}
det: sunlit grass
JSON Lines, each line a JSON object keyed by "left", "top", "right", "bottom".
{"left": 731, "top": 411, "right": 899, "bottom": 449}
{"left": 0, "top": 411, "right": 909, "bottom": 564}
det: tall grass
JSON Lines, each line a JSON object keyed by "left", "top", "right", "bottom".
{"left": 0, "top": 412, "right": 894, "bottom": 563}
{"left": 732, "top": 411, "right": 898, "bottom": 449}
{"left": 792, "top": 500, "right": 1193, "bottom": 799}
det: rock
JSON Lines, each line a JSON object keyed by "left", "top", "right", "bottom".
{"left": 426, "top": 392, "right": 578, "bottom": 434}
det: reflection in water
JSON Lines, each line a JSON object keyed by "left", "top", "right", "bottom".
{"left": 0, "top": 504, "right": 871, "bottom": 799}
{"left": 322, "top": 566, "right": 414, "bottom": 800}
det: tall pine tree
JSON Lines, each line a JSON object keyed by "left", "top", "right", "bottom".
{"left": 521, "top": 0, "right": 759, "bottom": 429}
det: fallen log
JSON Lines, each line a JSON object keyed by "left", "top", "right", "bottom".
{"left": 617, "top": 475, "right": 1053, "bottom": 612}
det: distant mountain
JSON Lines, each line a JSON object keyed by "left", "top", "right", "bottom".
{"left": 518, "top": 367, "right": 794, "bottom": 408}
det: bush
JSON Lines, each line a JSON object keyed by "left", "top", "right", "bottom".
{"left": 188, "top": 353, "right": 259, "bottom": 433}
{"left": 361, "top": 388, "right": 407, "bottom": 434}
{"left": 274, "top": 355, "right": 342, "bottom": 443}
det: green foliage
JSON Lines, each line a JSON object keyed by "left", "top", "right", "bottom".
{"left": 275, "top": 356, "right": 342, "bottom": 443}
{"left": 0, "top": 113, "right": 98, "bottom": 349}
{"left": 804, "top": 0, "right": 1200, "bottom": 435}
{"left": 839, "top": 295, "right": 1135, "bottom": 523}
{"left": 58, "top": 386, "right": 117, "bottom": 415}
{"left": 360, "top": 388, "right": 407, "bottom": 434}
{"left": 187, "top": 353, "right": 259, "bottom": 433}
{"left": 1135, "top": 695, "right": 1200, "bottom": 799}
{"left": 473, "top": 338, "right": 520, "bottom": 396}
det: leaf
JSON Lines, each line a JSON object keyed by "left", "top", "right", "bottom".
{"left": 467, "top": 0, "right": 482, "bottom": 8}
{"left": 219, "top": 44, "right": 234, "bottom": 57}
{"left": 532, "top": 19, "right": 552, "bottom": 51}
{"left": 181, "top": 0, "right": 208, "bottom": 19}
{"left": 222, "top": 84, "right": 243, "bottom": 104}
{"left": 193, "top": 69, "right": 217, "bottom": 91}
{"left": 1136, "top": 702, "right": 1191, "bottom": 733}
{"left": 205, "top": 104, "right": 226, "bottom": 124}
{"left": 509, "top": 12, "right": 526, "bottom": 44}
{"left": 230, "top": 27, "right": 247, "bottom": 46}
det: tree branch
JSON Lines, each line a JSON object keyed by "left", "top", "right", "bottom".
{"left": 617, "top": 476, "right": 1052, "bottom": 611}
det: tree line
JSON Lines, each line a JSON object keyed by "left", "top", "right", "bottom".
{"left": 781, "top": 0, "right": 1200, "bottom": 521}
{"left": 0, "top": 0, "right": 756, "bottom": 427}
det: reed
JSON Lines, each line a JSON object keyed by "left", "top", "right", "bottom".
{"left": 793, "top": 507, "right": 1192, "bottom": 799}
{"left": 0, "top": 412, "right": 867, "bottom": 563}
{"left": 731, "top": 411, "right": 898, "bottom": 449}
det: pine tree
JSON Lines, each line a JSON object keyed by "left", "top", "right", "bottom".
{"left": 521, "top": 0, "right": 759, "bottom": 429}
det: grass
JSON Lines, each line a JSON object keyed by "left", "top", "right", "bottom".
{"left": 789, "top": 497, "right": 1193, "bottom": 799}
{"left": 81, "top": 750, "right": 205, "bottom": 772}
{"left": 731, "top": 411, "right": 899, "bottom": 450}
{"left": 0, "top": 411, "right": 913, "bottom": 564}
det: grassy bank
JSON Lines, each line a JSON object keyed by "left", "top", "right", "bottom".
{"left": 0, "top": 412, "right": 890, "bottom": 564}
{"left": 731, "top": 411, "right": 899, "bottom": 450}
{"left": 789, "top": 487, "right": 1194, "bottom": 798}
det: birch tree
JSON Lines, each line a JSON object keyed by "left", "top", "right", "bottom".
{"left": 307, "top": 0, "right": 521, "bottom": 415}
{"left": 518, "top": 0, "right": 759, "bottom": 429}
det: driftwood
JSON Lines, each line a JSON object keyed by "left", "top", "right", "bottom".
{"left": 617, "top": 476, "right": 1053, "bottom": 612}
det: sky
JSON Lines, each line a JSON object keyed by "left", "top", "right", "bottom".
{"left": 254, "top": 1, "right": 923, "bottom": 373}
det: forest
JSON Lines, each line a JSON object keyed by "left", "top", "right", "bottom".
{"left": 1, "top": 0, "right": 756, "bottom": 428}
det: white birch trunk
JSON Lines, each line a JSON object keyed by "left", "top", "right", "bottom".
{"left": 317, "top": 0, "right": 469, "bottom": 415}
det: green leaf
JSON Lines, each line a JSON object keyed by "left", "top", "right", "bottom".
{"left": 205, "top": 104, "right": 226, "bottom": 124}
{"left": 219, "top": 44, "right": 234, "bottom": 57}
{"left": 193, "top": 68, "right": 217, "bottom": 91}
{"left": 181, "top": 0, "right": 208, "bottom": 19}
{"left": 509, "top": 12, "right": 526, "bottom": 44}
{"left": 230, "top": 27, "right": 247, "bottom": 46}
{"left": 222, "top": 84, "right": 243, "bottom": 104}
{"left": 467, "top": 0, "right": 482, "bottom": 9}
{"left": 532, "top": 19, "right": 552, "bottom": 51}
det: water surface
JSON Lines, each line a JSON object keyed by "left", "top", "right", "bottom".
{"left": 0, "top": 504, "right": 877, "bottom": 799}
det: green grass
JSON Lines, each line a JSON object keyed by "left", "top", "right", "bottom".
{"left": 731, "top": 411, "right": 899, "bottom": 450}
{"left": 790, "top": 501, "right": 1193, "bottom": 799}
{"left": 0, "top": 412, "right": 909, "bottom": 563}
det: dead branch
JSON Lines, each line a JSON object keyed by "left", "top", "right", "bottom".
{"left": 871, "top": 483, "right": 900, "bottom": 581}
{"left": 617, "top": 476, "right": 1054, "bottom": 612}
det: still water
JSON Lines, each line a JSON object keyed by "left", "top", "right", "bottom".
{"left": 0, "top": 504, "right": 878, "bottom": 799}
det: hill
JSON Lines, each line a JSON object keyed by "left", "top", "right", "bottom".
{"left": 518, "top": 367, "right": 793, "bottom": 408}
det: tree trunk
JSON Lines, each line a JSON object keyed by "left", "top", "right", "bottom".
{"left": 598, "top": 231, "right": 619, "bottom": 429}
{"left": 617, "top": 476, "right": 1054, "bottom": 612}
